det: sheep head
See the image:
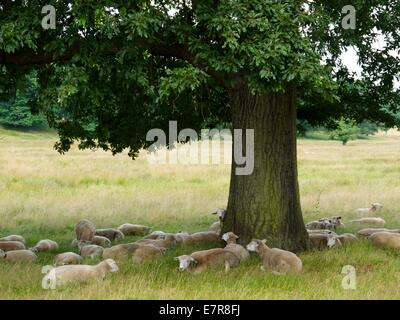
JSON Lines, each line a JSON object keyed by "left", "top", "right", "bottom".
{"left": 175, "top": 255, "right": 197, "bottom": 271}
{"left": 222, "top": 232, "right": 239, "bottom": 243}
{"left": 0, "top": 249, "right": 5, "bottom": 259}
{"left": 246, "top": 239, "right": 264, "bottom": 252}
{"left": 104, "top": 259, "right": 119, "bottom": 273}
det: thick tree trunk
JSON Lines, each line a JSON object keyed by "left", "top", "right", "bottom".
{"left": 223, "top": 84, "right": 309, "bottom": 252}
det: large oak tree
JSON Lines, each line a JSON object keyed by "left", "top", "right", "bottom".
{"left": 1, "top": 1, "right": 399, "bottom": 250}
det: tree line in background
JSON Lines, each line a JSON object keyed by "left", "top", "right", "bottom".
{"left": 0, "top": 72, "right": 393, "bottom": 144}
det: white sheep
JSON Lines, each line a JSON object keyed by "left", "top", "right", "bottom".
{"left": 309, "top": 233, "right": 341, "bottom": 250}
{"left": 55, "top": 252, "right": 83, "bottom": 266}
{"left": 246, "top": 239, "right": 302, "bottom": 274}
{"left": 210, "top": 208, "right": 226, "bottom": 235}
{"left": 0, "top": 235, "right": 26, "bottom": 244}
{"left": 0, "top": 241, "right": 26, "bottom": 251}
{"left": 43, "top": 259, "right": 118, "bottom": 287}
{"left": 356, "top": 203, "right": 384, "bottom": 214}
{"left": 369, "top": 231, "right": 400, "bottom": 250}
{"left": 136, "top": 234, "right": 176, "bottom": 248}
{"left": 0, "top": 249, "right": 37, "bottom": 262}
{"left": 357, "top": 228, "right": 400, "bottom": 238}
{"left": 117, "top": 224, "right": 152, "bottom": 236}
{"left": 349, "top": 217, "right": 386, "bottom": 226}
{"left": 337, "top": 233, "right": 358, "bottom": 244}
{"left": 175, "top": 248, "right": 239, "bottom": 273}
{"left": 142, "top": 230, "right": 166, "bottom": 240}
{"left": 221, "top": 232, "right": 249, "bottom": 261}
{"left": 78, "top": 242, "right": 104, "bottom": 259}
{"left": 307, "top": 229, "right": 338, "bottom": 236}
{"left": 75, "top": 219, "right": 96, "bottom": 242}
{"left": 30, "top": 239, "right": 58, "bottom": 253}
{"left": 95, "top": 228, "right": 125, "bottom": 241}
{"left": 182, "top": 231, "right": 219, "bottom": 245}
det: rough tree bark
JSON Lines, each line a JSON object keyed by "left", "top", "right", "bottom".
{"left": 223, "top": 84, "right": 309, "bottom": 252}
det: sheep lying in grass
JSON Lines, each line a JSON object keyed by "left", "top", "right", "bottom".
{"left": 337, "top": 233, "right": 358, "bottom": 244}
{"left": 356, "top": 203, "right": 384, "bottom": 214}
{"left": 0, "top": 235, "right": 26, "bottom": 244}
{"left": 0, "top": 241, "right": 26, "bottom": 251}
{"left": 142, "top": 231, "right": 166, "bottom": 240}
{"left": 306, "top": 216, "right": 344, "bottom": 230}
{"left": 309, "top": 233, "right": 341, "bottom": 250}
{"left": 78, "top": 242, "right": 104, "bottom": 259}
{"left": 246, "top": 239, "right": 302, "bottom": 274}
{"left": 175, "top": 248, "right": 239, "bottom": 273}
{"left": 31, "top": 239, "right": 58, "bottom": 253}
{"left": 71, "top": 235, "right": 111, "bottom": 248}
{"left": 349, "top": 217, "right": 386, "bottom": 226}
{"left": 357, "top": 228, "right": 400, "bottom": 238}
{"left": 55, "top": 252, "right": 83, "bottom": 266}
{"left": 210, "top": 209, "right": 226, "bottom": 235}
{"left": 95, "top": 228, "right": 125, "bottom": 241}
{"left": 136, "top": 234, "right": 176, "bottom": 249}
{"left": 75, "top": 219, "right": 96, "bottom": 242}
{"left": 91, "top": 236, "right": 112, "bottom": 247}
{"left": 0, "top": 249, "right": 37, "bottom": 262}
{"left": 117, "top": 224, "right": 151, "bottom": 236}
{"left": 183, "top": 231, "right": 219, "bottom": 245}
{"left": 103, "top": 243, "right": 140, "bottom": 259}
{"left": 222, "top": 232, "right": 249, "bottom": 262}
{"left": 307, "top": 229, "right": 338, "bottom": 236}
{"left": 369, "top": 232, "right": 400, "bottom": 250}
{"left": 43, "top": 259, "right": 119, "bottom": 287}
{"left": 103, "top": 243, "right": 165, "bottom": 262}
{"left": 132, "top": 244, "right": 166, "bottom": 263}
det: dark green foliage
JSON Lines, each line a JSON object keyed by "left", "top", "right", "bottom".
{"left": 0, "top": 72, "right": 47, "bottom": 129}
{"left": 1, "top": 1, "right": 398, "bottom": 155}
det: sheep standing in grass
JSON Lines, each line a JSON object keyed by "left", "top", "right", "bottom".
{"left": 95, "top": 228, "right": 125, "bottom": 241}
{"left": 43, "top": 259, "right": 119, "bottom": 287}
{"left": 117, "top": 224, "right": 151, "bottom": 236}
{"left": 0, "top": 235, "right": 26, "bottom": 244}
{"left": 349, "top": 217, "right": 386, "bottom": 226}
{"left": 30, "top": 239, "right": 58, "bottom": 253}
{"left": 222, "top": 232, "right": 249, "bottom": 262}
{"left": 55, "top": 252, "right": 83, "bottom": 266}
{"left": 75, "top": 219, "right": 96, "bottom": 242}
{"left": 0, "top": 249, "right": 37, "bottom": 262}
{"left": 246, "top": 239, "right": 302, "bottom": 274}
{"left": 356, "top": 203, "right": 384, "bottom": 215}
{"left": 0, "top": 241, "right": 26, "bottom": 251}
{"left": 175, "top": 248, "right": 239, "bottom": 273}
{"left": 369, "top": 232, "right": 400, "bottom": 250}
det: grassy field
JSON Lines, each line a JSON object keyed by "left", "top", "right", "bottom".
{"left": 1, "top": 127, "right": 400, "bottom": 299}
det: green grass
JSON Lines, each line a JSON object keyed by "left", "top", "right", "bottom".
{"left": 1, "top": 127, "right": 400, "bottom": 299}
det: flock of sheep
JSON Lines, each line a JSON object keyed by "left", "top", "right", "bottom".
{"left": 1, "top": 202, "right": 399, "bottom": 287}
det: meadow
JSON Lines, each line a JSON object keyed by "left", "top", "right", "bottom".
{"left": 1, "top": 127, "right": 400, "bottom": 299}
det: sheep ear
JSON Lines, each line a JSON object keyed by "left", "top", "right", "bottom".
{"left": 174, "top": 257, "right": 180, "bottom": 261}
{"left": 261, "top": 239, "right": 267, "bottom": 244}
{"left": 234, "top": 234, "right": 239, "bottom": 239}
